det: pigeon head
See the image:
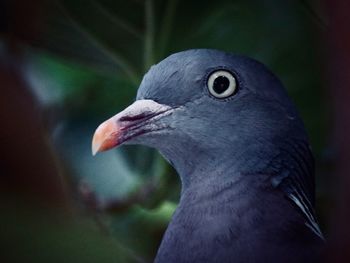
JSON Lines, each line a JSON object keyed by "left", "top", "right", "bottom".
{"left": 92, "top": 49, "right": 308, "bottom": 188}
{"left": 92, "top": 49, "right": 323, "bottom": 262}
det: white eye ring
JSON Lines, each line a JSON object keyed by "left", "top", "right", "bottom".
{"left": 207, "top": 70, "right": 237, "bottom": 98}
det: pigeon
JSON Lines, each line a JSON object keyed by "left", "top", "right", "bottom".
{"left": 92, "top": 49, "right": 324, "bottom": 263}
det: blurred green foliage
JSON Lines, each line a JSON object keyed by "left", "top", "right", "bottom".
{"left": 1, "top": 0, "right": 330, "bottom": 262}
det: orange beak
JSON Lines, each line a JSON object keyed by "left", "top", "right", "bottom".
{"left": 91, "top": 116, "right": 121, "bottom": 155}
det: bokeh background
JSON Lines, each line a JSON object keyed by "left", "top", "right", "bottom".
{"left": 1, "top": 0, "right": 350, "bottom": 262}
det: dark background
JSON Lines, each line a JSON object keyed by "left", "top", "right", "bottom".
{"left": 1, "top": 0, "right": 349, "bottom": 262}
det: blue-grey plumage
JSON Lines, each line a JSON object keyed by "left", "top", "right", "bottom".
{"left": 92, "top": 49, "right": 324, "bottom": 262}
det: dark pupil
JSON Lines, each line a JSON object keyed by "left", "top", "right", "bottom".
{"left": 213, "top": 76, "right": 230, "bottom": 94}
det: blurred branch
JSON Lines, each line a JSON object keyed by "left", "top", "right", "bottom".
{"left": 299, "top": 0, "right": 328, "bottom": 29}
{"left": 90, "top": 0, "right": 143, "bottom": 40}
{"left": 82, "top": 179, "right": 158, "bottom": 212}
{"left": 78, "top": 180, "right": 148, "bottom": 263}
{"left": 144, "top": 0, "right": 155, "bottom": 70}
{"left": 57, "top": 0, "right": 140, "bottom": 84}
{"left": 158, "top": 0, "right": 179, "bottom": 58}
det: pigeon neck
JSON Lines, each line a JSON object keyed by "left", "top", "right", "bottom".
{"left": 169, "top": 137, "right": 314, "bottom": 205}
{"left": 174, "top": 142, "right": 277, "bottom": 193}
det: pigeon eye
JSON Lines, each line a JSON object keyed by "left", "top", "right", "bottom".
{"left": 207, "top": 70, "right": 237, "bottom": 99}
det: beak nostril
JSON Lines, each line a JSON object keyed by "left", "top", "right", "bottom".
{"left": 119, "top": 112, "right": 155, "bottom": 122}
